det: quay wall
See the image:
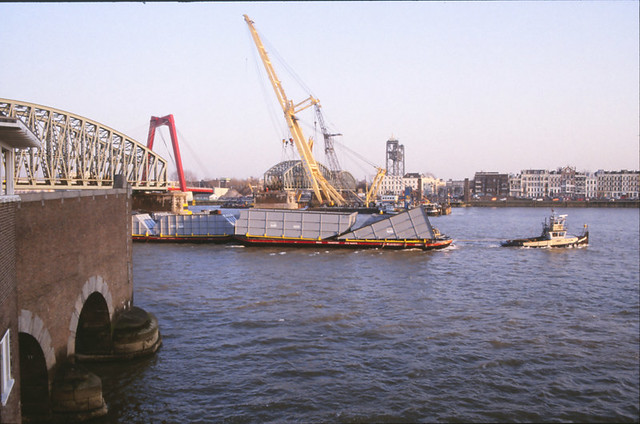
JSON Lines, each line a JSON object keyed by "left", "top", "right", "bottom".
{"left": 15, "top": 189, "right": 133, "bottom": 370}
{"left": 460, "top": 199, "right": 639, "bottom": 208}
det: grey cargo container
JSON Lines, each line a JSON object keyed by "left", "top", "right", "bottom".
{"left": 234, "top": 209, "right": 357, "bottom": 239}
{"left": 133, "top": 212, "right": 236, "bottom": 237}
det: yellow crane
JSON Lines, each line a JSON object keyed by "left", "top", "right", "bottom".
{"left": 365, "top": 167, "right": 386, "bottom": 207}
{"left": 244, "top": 14, "right": 346, "bottom": 207}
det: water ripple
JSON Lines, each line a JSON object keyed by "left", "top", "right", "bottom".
{"left": 91, "top": 208, "right": 639, "bottom": 423}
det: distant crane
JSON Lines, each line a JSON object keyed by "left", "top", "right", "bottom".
{"left": 313, "top": 104, "right": 344, "bottom": 186}
{"left": 244, "top": 14, "right": 345, "bottom": 206}
{"left": 366, "top": 167, "right": 386, "bottom": 207}
{"left": 315, "top": 104, "right": 388, "bottom": 206}
{"left": 314, "top": 104, "right": 368, "bottom": 206}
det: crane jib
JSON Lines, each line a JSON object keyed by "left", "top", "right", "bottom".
{"left": 244, "top": 14, "right": 346, "bottom": 207}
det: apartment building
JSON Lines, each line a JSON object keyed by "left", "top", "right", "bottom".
{"left": 444, "top": 179, "right": 467, "bottom": 198}
{"left": 509, "top": 174, "right": 522, "bottom": 198}
{"left": 379, "top": 172, "right": 445, "bottom": 198}
{"left": 402, "top": 173, "right": 422, "bottom": 192}
{"left": 473, "top": 172, "right": 510, "bottom": 198}
{"left": 380, "top": 174, "right": 404, "bottom": 195}
{"left": 519, "top": 169, "right": 549, "bottom": 198}
{"left": 585, "top": 173, "right": 598, "bottom": 199}
{"left": 596, "top": 170, "right": 640, "bottom": 199}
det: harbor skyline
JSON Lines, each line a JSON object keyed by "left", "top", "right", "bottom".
{"left": 1, "top": 1, "right": 638, "bottom": 181}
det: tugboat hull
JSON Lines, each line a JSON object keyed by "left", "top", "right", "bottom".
{"left": 501, "top": 232, "right": 589, "bottom": 248}
{"left": 501, "top": 211, "right": 588, "bottom": 248}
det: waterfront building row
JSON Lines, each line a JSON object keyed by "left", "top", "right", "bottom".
{"left": 360, "top": 136, "right": 638, "bottom": 202}
{"left": 464, "top": 168, "right": 639, "bottom": 200}
{"left": 510, "top": 168, "right": 639, "bottom": 200}
{"left": 378, "top": 167, "right": 639, "bottom": 201}
{"left": 380, "top": 172, "right": 445, "bottom": 200}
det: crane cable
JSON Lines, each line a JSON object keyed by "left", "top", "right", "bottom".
{"left": 259, "top": 30, "right": 314, "bottom": 97}
{"left": 246, "top": 22, "right": 317, "bottom": 117}
{"left": 244, "top": 18, "right": 372, "bottom": 196}
{"left": 245, "top": 26, "right": 288, "bottom": 144}
{"left": 333, "top": 138, "right": 379, "bottom": 169}
{"left": 245, "top": 23, "right": 322, "bottom": 159}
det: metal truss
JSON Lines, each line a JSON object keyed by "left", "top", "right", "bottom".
{"left": 264, "top": 160, "right": 356, "bottom": 192}
{"left": 0, "top": 98, "right": 168, "bottom": 191}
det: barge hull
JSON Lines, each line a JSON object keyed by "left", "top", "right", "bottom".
{"left": 132, "top": 234, "right": 232, "bottom": 243}
{"left": 235, "top": 236, "right": 452, "bottom": 250}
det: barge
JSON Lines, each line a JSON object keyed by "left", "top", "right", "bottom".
{"left": 133, "top": 207, "right": 452, "bottom": 251}
{"left": 234, "top": 207, "right": 451, "bottom": 250}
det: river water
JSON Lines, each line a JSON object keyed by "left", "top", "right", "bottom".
{"left": 90, "top": 207, "right": 639, "bottom": 423}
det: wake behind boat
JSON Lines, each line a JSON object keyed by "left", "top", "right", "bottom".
{"left": 501, "top": 211, "right": 588, "bottom": 248}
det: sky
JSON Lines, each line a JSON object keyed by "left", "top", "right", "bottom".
{"left": 1, "top": 1, "right": 638, "bottom": 182}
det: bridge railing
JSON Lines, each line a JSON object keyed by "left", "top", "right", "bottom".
{"left": 0, "top": 98, "right": 169, "bottom": 191}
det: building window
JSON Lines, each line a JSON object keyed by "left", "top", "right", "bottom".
{"left": 1, "top": 329, "right": 15, "bottom": 406}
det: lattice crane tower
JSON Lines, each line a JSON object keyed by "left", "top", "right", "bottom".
{"left": 385, "top": 138, "right": 405, "bottom": 177}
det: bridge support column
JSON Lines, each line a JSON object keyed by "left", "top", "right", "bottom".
{"left": 15, "top": 189, "right": 162, "bottom": 422}
{"left": 132, "top": 190, "right": 191, "bottom": 215}
{"left": 112, "top": 307, "right": 162, "bottom": 359}
{"left": 51, "top": 361, "right": 107, "bottom": 423}
{"left": 74, "top": 306, "right": 162, "bottom": 362}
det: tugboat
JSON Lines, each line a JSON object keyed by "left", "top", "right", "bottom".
{"left": 501, "top": 211, "right": 588, "bottom": 248}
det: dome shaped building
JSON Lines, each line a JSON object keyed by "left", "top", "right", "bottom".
{"left": 263, "top": 160, "right": 357, "bottom": 193}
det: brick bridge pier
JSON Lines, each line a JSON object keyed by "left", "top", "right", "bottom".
{"left": 1, "top": 189, "right": 161, "bottom": 423}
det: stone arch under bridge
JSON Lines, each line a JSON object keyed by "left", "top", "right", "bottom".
{"left": 68, "top": 275, "right": 120, "bottom": 357}
{"left": 17, "top": 274, "right": 120, "bottom": 370}
{"left": 0, "top": 98, "right": 169, "bottom": 190}
{"left": 18, "top": 310, "right": 56, "bottom": 372}
{"left": 18, "top": 310, "right": 56, "bottom": 423}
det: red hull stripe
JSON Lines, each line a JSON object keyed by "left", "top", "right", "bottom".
{"left": 132, "top": 235, "right": 452, "bottom": 250}
{"left": 237, "top": 237, "right": 452, "bottom": 250}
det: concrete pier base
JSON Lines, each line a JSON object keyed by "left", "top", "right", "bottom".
{"left": 112, "top": 307, "right": 162, "bottom": 359}
{"left": 51, "top": 362, "right": 108, "bottom": 423}
{"left": 75, "top": 306, "right": 162, "bottom": 362}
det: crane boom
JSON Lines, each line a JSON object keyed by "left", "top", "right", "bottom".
{"left": 244, "top": 14, "right": 345, "bottom": 206}
{"left": 366, "top": 167, "right": 386, "bottom": 206}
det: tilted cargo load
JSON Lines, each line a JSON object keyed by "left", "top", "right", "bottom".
{"left": 338, "top": 207, "right": 436, "bottom": 241}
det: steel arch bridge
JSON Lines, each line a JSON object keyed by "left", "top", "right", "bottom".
{"left": 0, "top": 98, "right": 168, "bottom": 191}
